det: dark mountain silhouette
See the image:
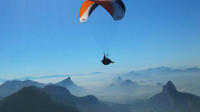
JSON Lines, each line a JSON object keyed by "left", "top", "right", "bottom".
{"left": 0, "top": 86, "right": 78, "bottom": 112}
{"left": 43, "top": 85, "right": 99, "bottom": 105}
{"left": 0, "top": 85, "right": 114, "bottom": 112}
{"left": 55, "top": 77, "right": 86, "bottom": 96}
{"left": 131, "top": 81, "right": 200, "bottom": 112}
{"left": 0, "top": 80, "right": 45, "bottom": 97}
{"left": 43, "top": 85, "right": 76, "bottom": 106}
{"left": 42, "top": 85, "right": 112, "bottom": 112}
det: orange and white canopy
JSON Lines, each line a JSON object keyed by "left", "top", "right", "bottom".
{"left": 79, "top": 0, "right": 126, "bottom": 22}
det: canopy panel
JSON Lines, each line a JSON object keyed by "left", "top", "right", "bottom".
{"left": 79, "top": 0, "right": 126, "bottom": 22}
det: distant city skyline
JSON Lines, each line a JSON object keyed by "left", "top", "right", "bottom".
{"left": 0, "top": 0, "right": 200, "bottom": 79}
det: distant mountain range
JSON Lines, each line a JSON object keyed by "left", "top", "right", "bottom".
{"left": 0, "top": 85, "right": 115, "bottom": 112}
{"left": 131, "top": 81, "right": 200, "bottom": 112}
{"left": 107, "top": 76, "right": 157, "bottom": 96}
{"left": 0, "top": 77, "right": 199, "bottom": 112}
{"left": 94, "top": 77, "right": 160, "bottom": 103}
{"left": 0, "top": 77, "right": 86, "bottom": 98}
{"left": 123, "top": 66, "right": 200, "bottom": 77}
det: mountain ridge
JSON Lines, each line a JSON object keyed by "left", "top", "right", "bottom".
{"left": 131, "top": 81, "right": 200, "bottom": 112}
{"left": 0, "top": 80, "right": 46, "bottom": 97}
{"left": 0, "top": 85, "right": 113, "bottom": 112}
{"left": 0, "top": 86, "right": 79, "bottom": 112}
{"left": 55, "top": 77, "right": 87, "bottom": 96}
{"left": 0, "top": 77, "right": 86, "bottom": 98}
{"left": 123, "top": 66, "right": 200, "bottom": 77}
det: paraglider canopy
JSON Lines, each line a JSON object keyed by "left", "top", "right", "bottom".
{"left": 79, "top": 0, "right": 126, "bottom": 22}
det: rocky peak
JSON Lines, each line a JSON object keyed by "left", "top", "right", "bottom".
{"left": 55, "top": 77, "right": 77, "bottom": 87}
{"left": 62, "top": 77, "right": 73, "bottom": 83}
{"left": 67, "top": 77, "right": 71, "bottom": 80}
{"left": 162, "top": 81, "right": 177, "bottom": 94}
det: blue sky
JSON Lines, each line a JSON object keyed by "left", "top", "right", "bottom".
{"left": 0, "top": 0, "right": 200, "bottom": 79}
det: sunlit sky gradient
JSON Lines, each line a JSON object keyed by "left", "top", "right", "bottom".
{"left": 0, "top": 0, "right": 200, "bottom": 79}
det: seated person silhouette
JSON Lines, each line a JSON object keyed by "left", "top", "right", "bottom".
{"left": 102, "top": 54, "right": 114, "bottom": 65}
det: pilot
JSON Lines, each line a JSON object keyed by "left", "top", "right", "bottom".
{"left": 102, "top": 54, "right": 114, "bottom": 65}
